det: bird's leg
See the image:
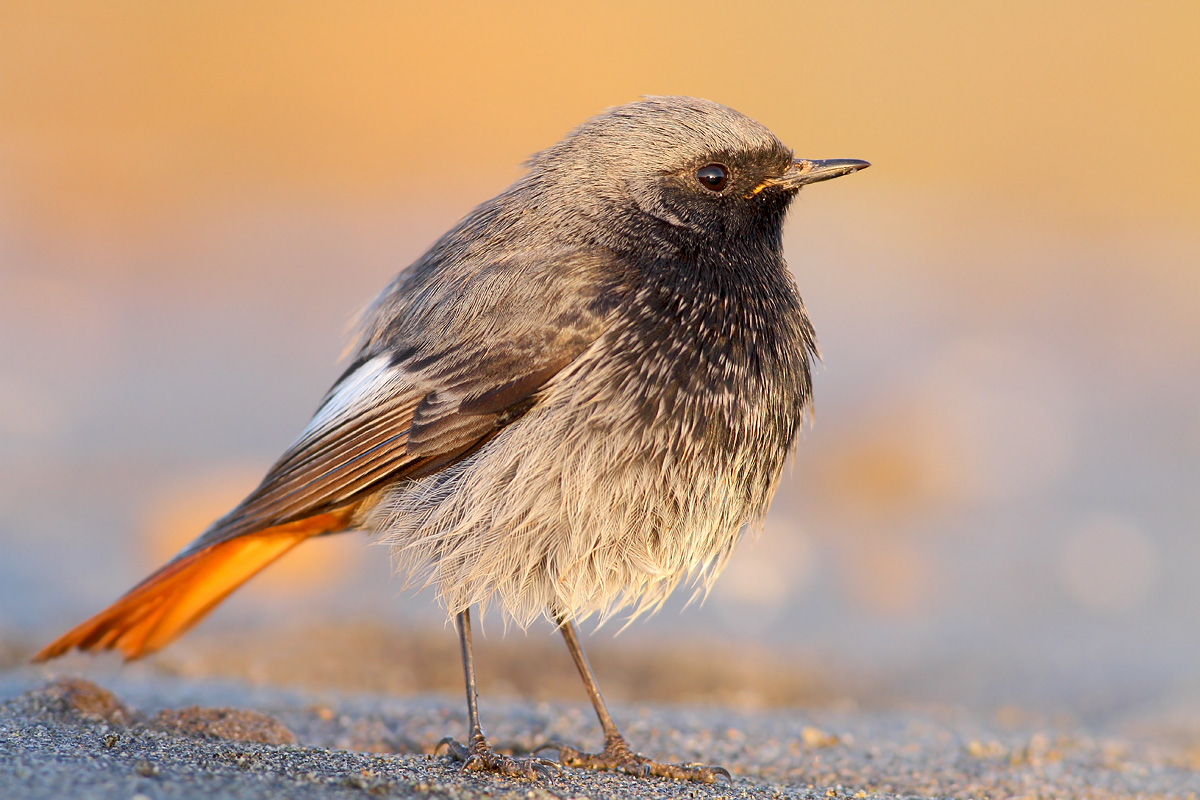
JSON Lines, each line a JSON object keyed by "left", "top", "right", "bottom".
{"left": 541, "top": 613, "right": 731, "bottom": 784}
{"left": 438, "top": 608, "right": 557, "bottom": 779}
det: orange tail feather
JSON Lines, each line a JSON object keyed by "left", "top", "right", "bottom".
{"left": 33, "top": 509, "right": 354, "bottom": 662}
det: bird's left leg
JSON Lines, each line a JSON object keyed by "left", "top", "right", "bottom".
{"left": 539, "top": 613, "right": 732, "bottom": 784}
{"left": 438, "top": 608, "right": 558, "bottom": 779}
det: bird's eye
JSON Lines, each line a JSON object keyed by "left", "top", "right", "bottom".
{"left": 695, "top": 164, "right": 728, "bottom": 192}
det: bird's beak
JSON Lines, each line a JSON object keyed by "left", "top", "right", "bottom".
{"left": 768, "top": 158, "right": 871, "bottom": 191}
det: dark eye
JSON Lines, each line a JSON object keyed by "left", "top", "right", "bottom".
{"left": 695, "top": 163, "right": 728, "bottom": 192}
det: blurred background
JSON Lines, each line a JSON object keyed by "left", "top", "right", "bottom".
{"left": 2, "top": 1, "right": 1198, "bottom": 726}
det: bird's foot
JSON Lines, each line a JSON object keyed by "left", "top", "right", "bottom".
{"left": 538, "top": 735, "right": 731, "bottom": 784}
{"left": 438, "top": 734, "right": 560, "bottom": 780}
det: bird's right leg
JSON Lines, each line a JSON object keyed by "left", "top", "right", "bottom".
{"left": 438, "top": 608, "right": 557, "bottom": 779}
{"left": 542, "top": 613, "right": 731, "bottom": 784}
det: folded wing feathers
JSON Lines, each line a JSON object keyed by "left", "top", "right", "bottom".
{"left": 175, "top": 349, "right": 564, "bottom": 557}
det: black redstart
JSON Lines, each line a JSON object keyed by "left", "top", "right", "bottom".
{"left": 37, "top": 96, "right": 868, "bottom": 782}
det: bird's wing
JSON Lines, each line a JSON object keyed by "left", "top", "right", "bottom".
{"left": 178, "top": 247, "right": 624, "bottom": 557}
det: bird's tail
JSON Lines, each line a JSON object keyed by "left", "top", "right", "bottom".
{"left": 33, "top": 508, "right": 355, "bottom": 662}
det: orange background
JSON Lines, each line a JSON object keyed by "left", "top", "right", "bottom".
{"left": 4, "top": 1, "right": 1198, "bottom": 234}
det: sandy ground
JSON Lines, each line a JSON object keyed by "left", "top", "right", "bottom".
{"left": 3, "top": 629, "right": 1200, "bottom": 800}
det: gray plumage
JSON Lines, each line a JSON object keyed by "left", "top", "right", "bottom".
{"left": 187, "top": 96, "right": 842, "bottom": 628}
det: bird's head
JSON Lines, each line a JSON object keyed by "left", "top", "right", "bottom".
{"left": 525, "top": 96, "right": 868, "bottom": 255}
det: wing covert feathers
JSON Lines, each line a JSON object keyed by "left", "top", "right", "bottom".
{"left": 33, "top": 508, "right": 354, "bottom": 662}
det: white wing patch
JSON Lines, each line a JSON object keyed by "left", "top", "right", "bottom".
{"left": 298, "top": 354, "right": 412, "bottom": 446}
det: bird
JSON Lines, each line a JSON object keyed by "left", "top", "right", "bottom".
{"left": 35, "top": 96, "right": 868, "bottom": 783}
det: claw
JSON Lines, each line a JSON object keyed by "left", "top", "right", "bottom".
{"left": 436, "top": 736, "right": 468, "bottom": 759}
{"left": 518, "top": 756, "right": 562, "bottom": 779}
{"left": 692, "top": 763, "right": 732, "bottom": 784}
